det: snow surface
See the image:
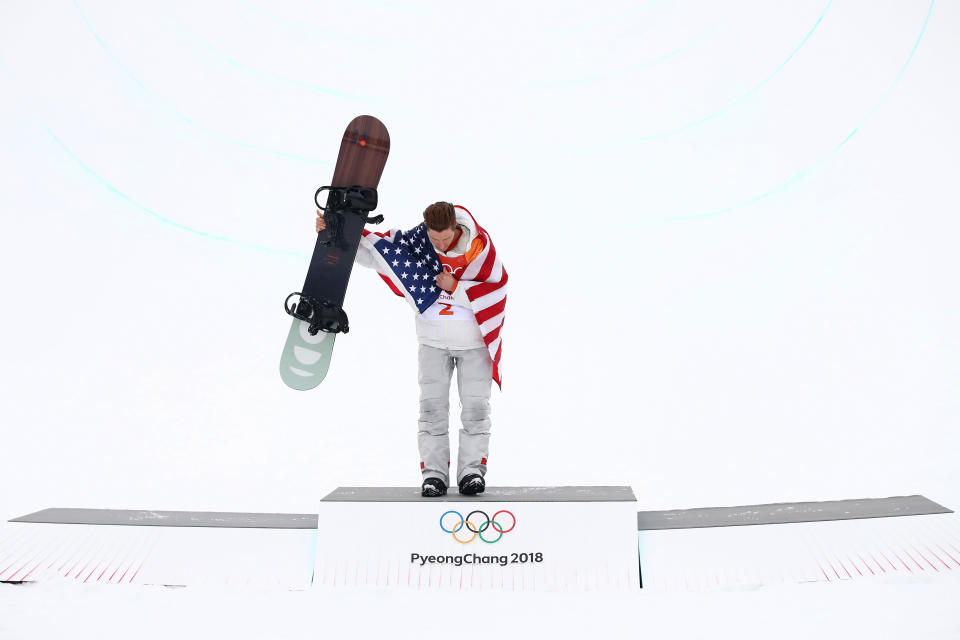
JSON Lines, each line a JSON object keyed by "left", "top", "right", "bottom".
{"left": 1, "top": 0, "right": 959, "bottom": 637}
{"left": 2, "top": 578, "right": 960, "bottom": 640}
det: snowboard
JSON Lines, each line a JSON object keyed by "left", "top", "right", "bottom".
{"left": 279, "top": 115, "right": 390, "bottom": 390}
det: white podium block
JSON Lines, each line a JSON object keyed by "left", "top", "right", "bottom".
{"left": 314, "top": 486, "right": 640, "bottom": 590}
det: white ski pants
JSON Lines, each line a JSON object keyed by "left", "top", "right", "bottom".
{"left": 418, "top": 344, "right": 493, "bottom": 485}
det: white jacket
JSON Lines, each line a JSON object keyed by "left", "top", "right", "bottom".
{"left": 355, "top": 209, "right": 486, "bottom": 350}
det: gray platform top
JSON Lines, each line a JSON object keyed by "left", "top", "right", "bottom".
{"left": 10, "top": 494, "right": 949, "bottom": 531}
{"left": 636, "top": 495, "right": 952, "bottom": 531}
{"left": 9, "top": 508, "right": 319, "bottom": 529}
{"left": 322, "top": 486, "right": 637, "bottom": 502}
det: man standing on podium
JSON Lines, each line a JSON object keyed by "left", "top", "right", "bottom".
{"left": 316, "top": 202, "right": 507, "bottom": 497}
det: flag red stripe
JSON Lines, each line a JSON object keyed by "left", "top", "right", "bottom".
{"left": 472, "top": 240, "right": 497, "bottom": 282}
{"left": 483, "top": 320, "right": 504, "bottom": 346}
{"left": 466, "top": 268, "right": 508, "bottom": 301}
{"left": 476, "top": 297, "right": 507, "bottom": 326}
{"left": 379, "top": 273, "right": 405, "bottom": 297}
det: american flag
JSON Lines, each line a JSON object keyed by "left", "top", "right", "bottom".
{"left": 361, "top": 222, "right": 445, "bottom": 312}
{"left": 360, "top": 206, "right": 507, "bottom": 387}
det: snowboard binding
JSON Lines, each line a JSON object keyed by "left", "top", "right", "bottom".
{"left": 315, "top": 185, "right": 382, "bottom": 249}
{"left": 284, "top": 292, "right": 350, "bottom": 335}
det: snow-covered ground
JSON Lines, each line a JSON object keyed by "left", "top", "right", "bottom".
{"left": 1, "top": 1, "right": 958, "bottom": 637}
{"left": 2, "top": 577, "right": 960, "bottom": 639}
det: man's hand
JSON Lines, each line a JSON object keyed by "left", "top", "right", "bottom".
{"left": 315, "top": 210, "right": 326, "bottom": 233}
{"left": 436, "top": 271, "right": 457, "bottom": 292}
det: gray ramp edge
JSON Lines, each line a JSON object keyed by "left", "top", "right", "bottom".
{"left": 9, "top": 508, "right": 319, "bottom": 529}
{"left": 322, "top": 486, "right": 637, "bottom": 502}
{"left": 637, "top": 495, "right": 953, "bottom": 531}
{"left": 6, "top": 487, "right": 636, "bottom": 528}
{"left": 11, "top": 494, "right": 948, "bottom": 530}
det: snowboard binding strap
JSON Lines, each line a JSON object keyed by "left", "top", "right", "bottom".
{"left": 284, "top": 292, "right": 350, "bottom": 335}
{"left": 315, "top": 185, "right": 383, "bottom": 248}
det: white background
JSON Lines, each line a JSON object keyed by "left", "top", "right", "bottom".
{"left": 1, "top": 1, "right": 958, "bottom": 637}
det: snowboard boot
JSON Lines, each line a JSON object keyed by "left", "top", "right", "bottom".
{"left": 421, "top": 477, "right": 447, "bottom": 497}
{"left": 458, "top": 474, "right": 485, "bottom": 496}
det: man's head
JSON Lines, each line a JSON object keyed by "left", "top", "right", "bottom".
{"left": 423, "top": 201, "right": 459, "bottom": 252}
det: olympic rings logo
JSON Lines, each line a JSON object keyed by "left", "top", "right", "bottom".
{"left": 439, "top": 510, "right": 516, "bottom": 544}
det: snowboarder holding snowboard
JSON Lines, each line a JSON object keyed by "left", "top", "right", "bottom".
{"left": 316, "top": 202, "right": 507, "bottom": 497}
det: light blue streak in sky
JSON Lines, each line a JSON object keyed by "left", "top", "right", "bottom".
{"left": 2, "top": 2, "right": 936, "bottom": 252}
{"left": 663, "top": 0, "right": 936, "bottom": 224}
{"left": 631, "top": 0, "right": 834, "bottom": 144}
{"left": 525, "top": 1, "right": 743, "bottom": 89}
{"left": 0, "top": 53, "right": 307, "bottom": 258}
{"left": 538, "top": 0, "right": 832, "bottom": 145}
{"left": 159, "top": 0, "right": 398, "bottom": 103}
{"left": 533, "top": 0, "right": 662, "bottom": 34}
{"left": 624, "top": 2, "right": 744, "bottom": 73}
{"left": 47, "top": 124, "right": 308, "bottom": 258}
{"left": 234, "top": 0, "right": 421, "bottom": 45}
{"left": 74, "top": 0, "right": 334, "bottom": 166}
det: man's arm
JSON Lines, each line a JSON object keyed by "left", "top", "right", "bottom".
{"left": 451, "top": 282, "right": 472, "bottom": 308}
{"left": 448, "top": 260, "right": 508, "bottom": 309}
{"left": 432, "top": 273, "right": 481, "bottom": 309}
{"left": 435, "top": 272, "right": 472, "bottom": 307}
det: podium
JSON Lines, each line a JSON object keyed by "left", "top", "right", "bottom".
{"left": 7, "top": 494, "right": 951, "bottom": 591}
{"left": 314, "top": 486, "right": 641, "bottom": 590}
